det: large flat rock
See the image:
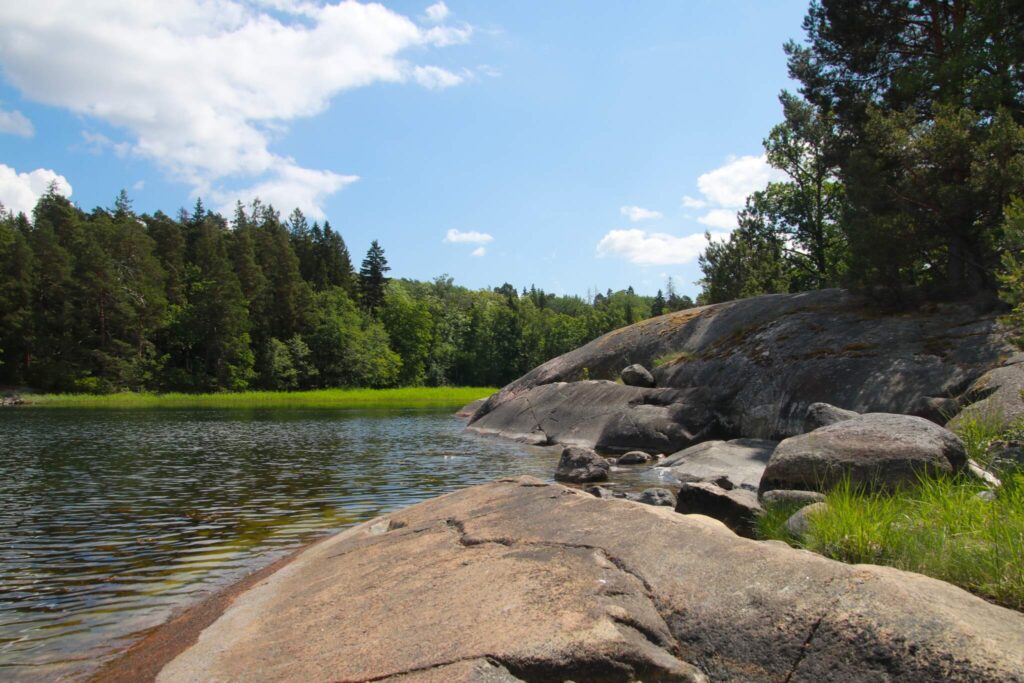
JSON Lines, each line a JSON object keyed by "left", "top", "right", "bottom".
{"left": 470, "top": 290, "right": 1012, "bottom": 444}
{"left": 151, "top": 477, "right": 1024, "bottom": 682}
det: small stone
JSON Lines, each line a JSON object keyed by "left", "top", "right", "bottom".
{"left": 784, "top": 502, "right": 829, "bottom": 538}
{"left": 620, "top": 364, "right": 655, "bottom": 388}
{"left": 627, "top": 488, "right": 676, "bottom": 507}
{"left": 618, "top": 450, "right": 655, "bottom": 464}
{"left": 976, "top": 490, "right": 997, "bottom": 502}
{"left": 554, "top": 446, "right": 610, "bottom": 483}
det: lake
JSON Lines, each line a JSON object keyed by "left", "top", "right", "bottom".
{"left": 0, "top": 408, "right": 668, "bottom": 681}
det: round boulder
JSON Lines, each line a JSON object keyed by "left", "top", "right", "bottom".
{"left": 554, "top": 446, "right": 610, "bottom": 483}
{"left": 760, "top": 413, "right": 967, "bottom": 494}
{"left": 627, "top": 487, "right": 677, "bottom": 507}
{"left": 620, "top": 364, "right": 655, "bottom": 388}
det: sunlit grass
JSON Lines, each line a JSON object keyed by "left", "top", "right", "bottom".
{"left": 21, "top": 387, "right": 496, "bottom": 410}
{"left": 759, "top": 474, "right": 1024, "bottom": 610}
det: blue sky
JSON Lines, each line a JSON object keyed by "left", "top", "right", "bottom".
{"left": 0, "top": 1, "right": 808, "bottom": 299}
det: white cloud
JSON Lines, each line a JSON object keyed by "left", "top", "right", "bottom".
{"left": 0, "top": 107, "right": 33, "bottom": 137}
{"left": 132, "top": 179, "right": 145, "bottom": 191}
{"left": 0, "top": 164, "right": 72, "bottom": 216}
{"left": 424, "top": 2, "right": 449, "bottom": 23}
{"left": 0, "top": 0, "right": 475, "bottom": 217}
{"left": 444, "top": 228, "right": 494, "bottom": 244}
{"left": 619, "top": 205, "right": 662, "bottom": 222}
{"left": 209, "top": 165, "right": 359, "bottom": 220}
{"left": 696, "top": 154, "right": 784, "bottom": 208}
{"left": 596, "top": 228, "right": 726, "bottom": 266}
{"left": 413, "top": 65, "right": 464, "bottom": 90}
{"left": 697, "top": 208, "right": 738, "bottom": 230}
{"left": 471, "top": 246, "right": 486, "bottom": 257}
{"left": 681, "top": 195, "right": 706, "bottom": 209}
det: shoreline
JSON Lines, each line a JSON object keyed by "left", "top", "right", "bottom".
{"left": 89, "top": 536, "right": 325, "bottom": 683}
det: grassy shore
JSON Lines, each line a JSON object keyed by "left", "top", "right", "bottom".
{"left": 20, "top": 387, "right": 496, "bottom": 410}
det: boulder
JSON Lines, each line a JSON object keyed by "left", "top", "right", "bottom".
{"left": 760, "top": 413, "right": 967, "bottom": 494}
{"left": 760, "top": 489, "right": 827, "bottom": 508}
{"left": 553, "top": 446, "right": 610, "bottom": 483}
{"left": 626, "top": 487, "right": 677, "bottom": 507}
{"left": 803, "top": 402, "right": 858, "bottom": 432}
{"left": 784, "top": 502, "right": 829, "bottom": 537}
{"left": 620, "top": 363, "right": 655, "bottom": 387}
{"left": 662, "top": 438, "right": 776, "bottom": 491}
{"left": 947, "top": 357, "right": 1024, "bottom": 433}
{"left": 468, "top": 380, "right": 719, "bottom": 453}
{"left": 143, "top": 478, "right": 1024, "bottom": 683}
{"left": 618, "top": 450, "right": 656, "bottom": 464}
{"left": 470, "top": 290, "right": 1013, "bottom": 446}
{"left": 675, "top": 481, "right": 762, "bottom": 537}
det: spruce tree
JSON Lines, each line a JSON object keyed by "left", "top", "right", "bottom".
{"left": 359, "top": 240, "right": 390, "bottom": 315}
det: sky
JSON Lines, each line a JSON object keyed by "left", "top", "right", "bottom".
{"left": 0, "top": 0, "right": 809, "bottom": 299}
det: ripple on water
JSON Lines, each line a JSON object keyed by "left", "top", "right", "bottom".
{"left": 0, "top": 408, "right": 561, "bottom": 682}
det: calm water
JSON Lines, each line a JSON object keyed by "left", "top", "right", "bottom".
{"left": 0, "top": 408, "right": 670, "bottom": 682}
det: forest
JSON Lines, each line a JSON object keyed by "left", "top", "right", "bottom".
{"left": 0, "top": 193, "right": 694, "bottom": 393}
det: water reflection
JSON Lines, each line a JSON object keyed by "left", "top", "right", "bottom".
{"left": 0, "top": 409, "right": 566, "bottom": 681}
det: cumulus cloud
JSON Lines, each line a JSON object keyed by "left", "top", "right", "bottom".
{"left": 696, "top": 208, "right": 738, "bottom": 230}
{"left": 0, "top": 164, "right": 72, "bottom": 216}
{"left": 0, "top": 107, "right": 33, "bottom": 137}
{"left": 596, "top": 228, "right": 726, "bottom": 266}
{"left": 471, "top": 246, "right": 486, "bottom": 257}
{"left": 0, "top": 0, "right": 475, "bottom": 216}
{"left": 696, "top": 154, "right": 785, "bottom": 208}
{"left": 681, "top": 195, "right": 706, "bottom": 209}
{"left": 679, "top": 154, "right": 786, "bottom": 228}
{"left": 620, "top": 205, "right": 662, "bottom": 222}
{"left": 424, "top": 2, "right": 450, "bottom": 23}
{"left": 444, "top": 228, "right": 494, "bottom": 244}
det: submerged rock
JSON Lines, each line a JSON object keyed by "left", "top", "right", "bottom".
{"left": 760, "top": 413, "right": 967, "bottom": 494}
{"left": 553, "top": 446, "right": 610, "bottom": 483}
{"left": 618, "top": 450, "right": 656, "bottom": 464}
{"left": 147, "top": 478, "right": 1024, "bottom": 682}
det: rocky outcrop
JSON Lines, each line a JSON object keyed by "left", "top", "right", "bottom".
{"left": 661, "top": 438, "right": 776, "bottom": 492}
{"left": 553, "top": 446, "right": 610, "bottom": 483}
{"left": 948, "top": 355, "right": 1024, "bottom": 431}
{"left": 469, "top": 290, "right": 1013, "bottom": 447}
{"left": 148, "top": 478, "right": 1024, "bottom": 682}
{"left": 760, "top": 413, "right": 967, "bottom": 494}
{"left": 468, "top": 380, "right": 718, "bottom": 453}
{"left": 620, "top": 363, "right": 655, "bottom": 387}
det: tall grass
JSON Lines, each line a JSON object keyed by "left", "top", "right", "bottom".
{"left": 761, "top": 474, "right": 1024, "bottom": 610}
{"left": 21, "top": 387, "right": 496, "bottom": 410}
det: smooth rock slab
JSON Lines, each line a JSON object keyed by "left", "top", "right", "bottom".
{"left": 151, "top": 477, "right": 1024, "bottom": 682}
{"left": 662, "top": 438, "right": 777, "bottom": 491}
{"left": 760, "top": 413, "right": 967, "bottom": 494}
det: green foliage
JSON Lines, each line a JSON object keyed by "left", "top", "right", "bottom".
{"left": 359, "top": 239, "right": 390, "bottom": 315}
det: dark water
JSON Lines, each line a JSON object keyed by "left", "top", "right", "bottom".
{"left": 2, "top": 409, "right": 647, "bottom": 682}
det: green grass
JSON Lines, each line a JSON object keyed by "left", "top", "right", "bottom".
{"left": 760, "top": 474, "right": 1024, "bottom": 610}
{"left": 652, "top": 350, "right": 695, "bottom": 368}
{"left": 20, "top": 387, "right": 496, "bottom": 410}
{"left": 955, "top": 405, "right": 1009, "bottom": 468}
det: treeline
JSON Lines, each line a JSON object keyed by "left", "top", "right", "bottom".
{"left": 0, "top": 191, "right": 692, "bottom": 393}
{"left": 698, "top": 0, "right": 1024, "bottom": 306}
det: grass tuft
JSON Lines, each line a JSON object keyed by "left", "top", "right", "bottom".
{"left": 652, "top": 350, "right": 695, "bottom": 368}
{"left": 20, "top": 387, "right": 497, "bottom": 410}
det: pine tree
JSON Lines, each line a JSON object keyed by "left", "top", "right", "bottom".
{"left": 359, "top": 240, "right": 390, "bottom": 314}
